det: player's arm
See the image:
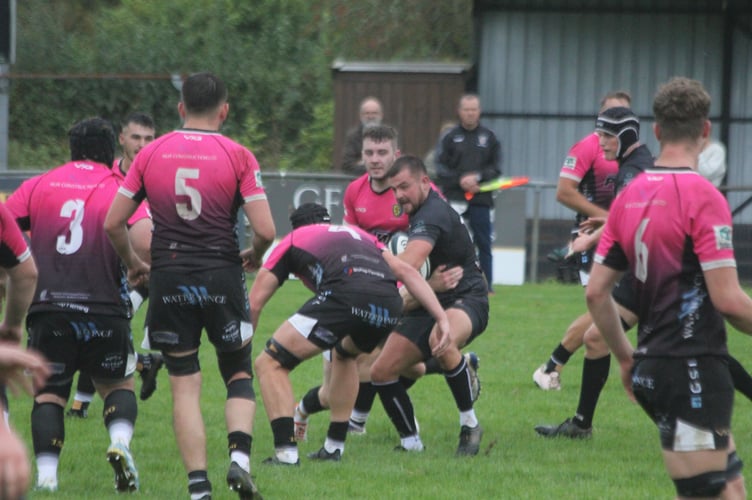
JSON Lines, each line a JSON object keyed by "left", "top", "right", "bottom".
{"left": 104, "top": 193, "right": 149, "bottom": 285}
{"left": 0, "top": 257, "right": 38, "bottom": 342}
{"left": 128, "top": 217, "right": 153, "bottom": 266}
{"left": 240, "top": 199, "right": 275, "bottom": 273}
{"left": 247, "top": 268, "right": 281, "bottom": 331}
{"left": 383, "top": 250, "right": 451, "bottom": 355}
{"left": 585, "top": 261, "right": 634, "bottom": 399}
{"left": 704, "top": 267, "right": 752, "bottom": 334}
{"left": 556, "top": 177, "right": 609, "bottom": 218}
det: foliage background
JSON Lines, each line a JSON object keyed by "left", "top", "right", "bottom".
{"left": 8, "top": 0, "right": 472, "bottom": 171}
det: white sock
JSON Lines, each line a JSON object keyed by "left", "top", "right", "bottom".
{"left": 230, "top": 451, "right": 250, "bottom": 472}
{"left": 350, "top": 409, "right": 369, "bottom": 423}
{"left": 324, "top": 437, "right": 344, "bottom": 455}
{"left": 460, "top": 409, "right": 479, "bottom": 429}
{"left": 108, "top": 419, "right": 134, "bottom": 446}
{"left": 275, "top": 446, "right": 299, "bottom": 464}
{"left": 74, "top": 392, "right": 94, "bottom": 403}
{"left": 36, "top": 453, "right": 59, "bottom": 484}
{"left": 399, "top": 435, "right": 424, "bottom": 451}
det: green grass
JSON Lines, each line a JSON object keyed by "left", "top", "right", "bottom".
{"left": 11, "top": 280, "right": 752, "bottom": 499}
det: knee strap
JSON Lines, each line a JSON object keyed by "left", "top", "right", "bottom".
{"left": 163, "top": 351, "right": 200, "bottom": 376}
{"left": 217, "top": 342, "right": 252, "bottom": 384}
{"left": 673, "top": 470, "right": 726, "bottom": 498}
{"left": 264, "top": 338, "right": 302, "bottom": 371}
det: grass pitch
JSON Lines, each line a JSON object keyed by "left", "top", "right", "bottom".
{"left": 11, "top": 280, "right": 752, "bottom": 499}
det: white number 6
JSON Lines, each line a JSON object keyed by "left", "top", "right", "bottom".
{"left": 634, "top": 218, "right": 650, "bottom": 283}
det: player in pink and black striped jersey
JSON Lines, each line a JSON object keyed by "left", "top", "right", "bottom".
{"left": 105, "top": 72, "right": 275, "bottom": 500}
{"left": 588, "top": 77, "right": 750, "bottom": 499}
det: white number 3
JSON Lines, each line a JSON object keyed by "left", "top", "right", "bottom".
{"left": 57, "top": 199, "right": 85, "bottom": 255}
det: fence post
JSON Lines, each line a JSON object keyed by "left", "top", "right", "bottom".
{"left": 529, "top": 183, "right": 541, "bottom": 283}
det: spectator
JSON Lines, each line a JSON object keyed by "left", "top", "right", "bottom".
{"left": 341, "top": 96, "right": 384, "bottom": 175}
{"left": 698, "top": 135, "right": 727, "bottom": 188}
{"left": 436, "top": 94, "right": 501, "bottom": 293}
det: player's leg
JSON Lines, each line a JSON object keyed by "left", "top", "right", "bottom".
{"left": 347, "top": 346, "right": 381, "bottom": 434}
{"left": 431, "top": 301, "right": 486, "bottom": 456}
{"left": 293, "top": 354, "right": 331, "bottom": 442}
{"left": 86, "top": 314, "right": 140, "bottom": 493}
{"left": 371, "top": 318, "right": 429, "bottom": 452}
{"left": 533, "top": 310, "right": 590, "bottom": 391}
{"left": 67, "top": 371, "right": 95, "bottom": 418}
{"left": 26, "top": 313, "right": 77, "bottom": 493}
{"left": 255, "top": 319, "right": 325, "bottom": 465}
{"left": 308, "top": 337, "right": 361, "bottom": 461}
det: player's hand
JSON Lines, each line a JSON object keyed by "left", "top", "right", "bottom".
{"left": 430, "top": 318, "right": 452, "bottom": 357}
{"left": 0, "top": 424, "right": 32, "bottom": 500}
{"left": 126, "top": 258, "right": 150, "bottom": 288}
{"left": 618, "top": 357, "right": 635, "bottom": 403}
{"left": 428, "top": 265, "right": 463, "bottom": 292}
{"left": 0, "top": 343, "right": 50, "bottom": 396}
{"left": 579, "top": 216, "right": 606, "bottom": 233}
{"left": 569, "top": 232, "right": 596, "bottom": 254}
{"left": 459, "top": 173, "right": 480, "bottom": 194}
{"left": 240, "top": 247, "right": 262, "bottom": 273}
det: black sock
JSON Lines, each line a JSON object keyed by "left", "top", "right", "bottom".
{"left": 374, "top": 380, "right": 418, "bottom": 437}
{"left": 327, "top": 421, "right": 349, "bottom": 443}
{"left": 270, "top": 417, "right": 296, "bottom": 449}
{"left": 75, "top": 372, "right": 96, "bottom": 395}
{"left": 444, "top": 357, "right": 473, "bottom": 412}
{"left": 546, "top": 343, "right": 573, "bottom": 373}
{"left": 574, "top": 355, "right": 611, "bottom": 428}
{"left": 188, "top": 470, "right": 211, "bottom": 498}
{"left": 228, "top": 431, "right": 252, "bottom": 456}
{"left": 32, "top": 402, "right": 65, "bottom": 457}
{"left": 729, "top": 355, "right": 752, "bottom": 402}
{"left": 103, "top": 389, "right": 138, "bottom": 428}
{"left": 301, "top": 386, "right": 325, "bottom": 414}
{"left": 398, "top": 376, "right": 416, "bottom": 391}
{"left": 353, "top": 382, "right": 377, "bottom": 414}
{"left": 424, "top": 357, "right": 442, "bottom": 375}
{"left": 0, "top": 384, "right": 7, "bottom": 413}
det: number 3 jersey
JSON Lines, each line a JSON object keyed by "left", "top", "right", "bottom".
{"left": 595, "top": 168, "right": 735, "bottom": 358}
{"left": 119, "top": 129, "right": 267, "bottom": 271}
{"left": 6, "top": 161, "right": 149, "bottom": 317}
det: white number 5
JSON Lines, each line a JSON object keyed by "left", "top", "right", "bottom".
{"left": 634, "top": 218, "right": 650, "bottom": 282}
{"left": 175, "top": 168, "right": 201, "bottom": 220}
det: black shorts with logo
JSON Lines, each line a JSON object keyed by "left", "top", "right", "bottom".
{"left": 394, "top": 292, "right": 489, "bottom": 359}
{"left": 631, "top": 356, "right": 733, "bottom": 452}
{"left": 27, "top": 311, "right": 135, "bottom": 397}
{"left": 291, "top": 291, "right": 403, "bottom": 354}
{"left": 147, "top": 266, "right": 252, "bottom": 353}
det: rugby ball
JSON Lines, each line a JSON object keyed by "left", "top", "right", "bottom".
{"left": 388, "top": 231, "right": 431, "bottom": 279}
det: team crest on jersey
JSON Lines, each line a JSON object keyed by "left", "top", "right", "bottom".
{"left": 255, "top": 170, "right": 264, "bottom": 188}
{"left": 563, "top": 156, "right": 577, "bottom": 169}
{"left": 714, "top": 225, "right": 733, "bottom": 250}
{"left": 392, "top": 203, "right": 403, "bottom": 217}
{"left": 478, "top": 133, "right": 489, "bottom": 147}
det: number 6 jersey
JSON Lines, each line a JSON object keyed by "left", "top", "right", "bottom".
{"left": 595, "top": 167, "right": 735, "bottom": 358}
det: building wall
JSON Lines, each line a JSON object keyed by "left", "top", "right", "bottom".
{"left": 332, "top": 62, "right": 469, "bottom": 172}
{"left": 475, "top": 7, "right": 752, "bottom": 222}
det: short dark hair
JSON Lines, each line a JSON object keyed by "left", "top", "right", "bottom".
{"left": 122, "top": 112, "right": 155, "bottom": 131}
{"left": 386, "top": 155, "right": 427, "bottom": 179}
{"left": 600, "top": 90, "right": 632, "bottom": 108}
{"left": 181, "top": 72, "right": 228, "bottom": 115}
{"left": 69, "top": 117, "right": 116, "bottom": 167}
{"left": 653, "top": 77, "right": 710, "bottom": 143}
{"left": 362, "top": 124, "right": 398, "bottom": 147}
